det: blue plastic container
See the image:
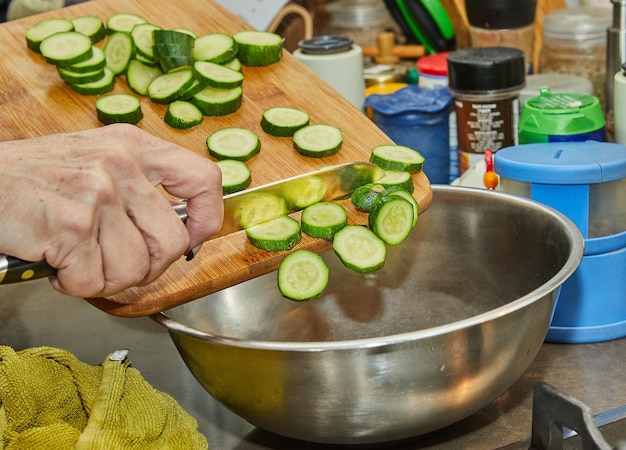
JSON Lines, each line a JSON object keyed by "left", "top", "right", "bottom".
{"left": 365, "top": 86, "right": 452, "bottom": 184}
{"left": 494, "top": 141, "right": 626, "bottom": 343}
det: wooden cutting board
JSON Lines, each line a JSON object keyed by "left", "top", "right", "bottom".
{"left": 0, "top": 0, "right": 432, "bottom": 317}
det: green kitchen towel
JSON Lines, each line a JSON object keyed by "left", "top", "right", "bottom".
{"left": 0, "top": 346, "right": 208, "bottom": 449}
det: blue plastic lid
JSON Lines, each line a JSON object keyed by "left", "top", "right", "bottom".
{"left": 364, "top": 85, "right": 452, "bottom": 116}
{"left": 494, "top": 141, "right": 626, "bottom": 184}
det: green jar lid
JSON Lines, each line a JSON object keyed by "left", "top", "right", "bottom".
{"left": 519, "top": 86, "right": 605, "bottom": 136}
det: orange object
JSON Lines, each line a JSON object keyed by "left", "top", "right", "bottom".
{"left": 483, "top": 149, "right": 499, "bottom": 190}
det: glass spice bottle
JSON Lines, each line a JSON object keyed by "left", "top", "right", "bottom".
{"left": 539, "top": 6, "right": 612, "bottom": 110}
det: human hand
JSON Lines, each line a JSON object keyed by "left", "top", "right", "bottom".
{"left": 0, "top": 124, "right": 223, "bottom": 298}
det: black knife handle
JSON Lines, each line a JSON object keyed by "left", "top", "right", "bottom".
{"left": 0, "top": 203, "right": 189, "bottom": 285}
{"left": 0, "top": 255, "right": 56, "bottom": 284}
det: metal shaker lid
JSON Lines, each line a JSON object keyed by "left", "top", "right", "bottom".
{"left": 297, "top": 36, "right": 353, "bottom": 55}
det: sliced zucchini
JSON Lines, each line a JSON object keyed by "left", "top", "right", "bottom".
{"left": 246, "top": 215, "right": 301, "bottom": 252}
{"left": 385, "top": 187, "right": 419, "bottom": 227}
{"left": 58, "top": 66, "right": 105, "bottom": 84}
{"left": 216, "top": 159, "right": 252, "bottom": 194}
{"left": 233, "top": 30, "right": 283, "bottom": 66}
{"left": 260, "top": 106, "right": 310, "bottom": 137}
{"left": 370, "top": 144, "right": 425, "bottom": 172}
{"left": 281, "top": 175, "right": 326, "bottom": 209}
{"left": 164, "top": 100, "right": 203, "bottom": 129}
{"left": 126, "top": 59, "right": 163, "bottom": 96}
{"left": 237, "top": 192, "right": 288, "bottom": 229}
{"left": 377, "top": 170, "right": 414, "bottom": 193}
{"left": 301, "top": 202, "right": 347, "bottom": 239}
{"left": 40, "top": 32, "right": 93, "bottom": 67}
{"left": 178, "top": 79, "right": 205, "bottom": 100}
{"left": 368, "top": 195, "right": 415, "bottom": 246}
{"left": 153, "top": 29, "right": 195, "bottom": 73}
{"left": 71, "top": 67, "right": 116, "bottom": 95}
{"left": 193, "top": 61, "right": 244, "bottom": 89}
{"left": 130, "top": 22, "right": 162, "bottom": 60}
{"left": 293, "top": 124, "right": 343, "bottom": 158}
{"left": 172, "top": 28, "right": 198, "bottom": 39}
{"left": 333, "top": 225, "right": 386, "bottom": 274}
{"left": 106, "top": 13, "right": 147, "bottom": 34}
{"left": 278, "top": 249, "right": 329, "bottom": 301}
{"left": 95, "top": 93, "right": 143, "bottom": 125}
{"left": 25, "top": 18, "right": 74, "bottom": 52}
{"left": 104, "top": 31, "right": 135, "bottom": 75}
{"left": 192, "top": 85, "right": 243, "bottom": 116}
{"left": 192, "top": 33, "right": 238, "bottom": 64}
{"left": 206, "top": 127, "right": 260, "bottom": 161}
{"left": 72, "top": 16, "right": 106, "bottom": 44}
{"left": 66, "top": 46, "right": 106, "bottom": 73}
{"left": 222, "top": 57, "right": 242, "bottom": 72}
{"left": 147, "top": 68, "right": 194, "bottom": 104}
{"left": 351, "top": 183, "right": 386, "bottom": 212}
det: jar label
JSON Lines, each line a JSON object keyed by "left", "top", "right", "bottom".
{"left": 454, "top": 97, "right": 519, "bottom": 175}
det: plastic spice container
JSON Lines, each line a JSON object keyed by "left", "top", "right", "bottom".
{"left": 539, "top": 6, "right": 612, "bottom": 109}
{"left": 518, "top": 86, "right": 606, "bottom": 143}
{"left": 447, "top": 47, "right": 525, "bottom": 175}
{"left": 465, "top": 0, "right": 537, "bottom": 74}
{"left": 495, "top": 141, "right": 626, "bottom": 344}
{"left": 365, "top": 85, "right": 453, "bottom": 184}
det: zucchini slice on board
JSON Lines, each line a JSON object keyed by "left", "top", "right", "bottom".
{"left": 104, "top": 31, "right": 135, "bottom": 75}
{"left": 25, "top": 18, "right": 74, "bottom": 52}
{"left": 260, "top": 106, "right": 310, "bottom": 137}
{"left": 126, "top": 59, "right": 163, "bottom": 96}
{"left": 368, "top": 195, "right": 415, "bottom": 246}
{"left": 301, "top": 202, "right": 347, "bottom": 239}
{"left": 245, "top": 215, "right": 301, "bottom": 252}
{"left": 278, "top": 249, "right": 330, "bottom": 301}
{"left": 106, "top": 13, "right": 147, "bottom": 34}
{"left": 70, "top": 67, "right": 116, "bottom": 95}
{"left": 206, "top": 127, "right": 260, "bottom": 161}
{"left": 333, "top": 225, "right": 386, "bottom": 274}
{"left": 192, "top": 85, "right": 243, "bottom": 116}
{"left": 193, "top": 61, "right": 244, "bottom": 89}
{"left": 71, "top": 16, "right": 106, "bottom": 44}
{"left": 233, "top": 30, "right": 283, "bottom": 66}
{"left": 130, "top": 22, "right": 162, "bottom": 60}
{"left": 293, "top": 124, "right": 343, "bottom": 158}
{"left": 215, "top": 159, "right": 252, "bottom": 194}
{"left": 40, "top": 31, "right": 93, "bottom": 66}
{"left": 66, "top": 46, "right": 106, "bottom": 74}
{"left": 95, "top": 93, "right": 143, "bottom": 125}
{"left": 192, "top": 33, "right": 238, "bottom": 64}
{"left": 147, "top": 69, "right": 194, "bottom": 104}
{"left": 164, "top": 100, "right": 203, "bottom": 129}
{"left": 370, "top": 144, "right": 425, "bottom": 172}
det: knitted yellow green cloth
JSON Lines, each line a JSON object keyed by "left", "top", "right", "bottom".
{"left": 0, "top": 346, "right": 208, "bottom": 450}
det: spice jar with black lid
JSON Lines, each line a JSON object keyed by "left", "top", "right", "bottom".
{"left": 447, "top": 46, "right": 525, "bottom": 176}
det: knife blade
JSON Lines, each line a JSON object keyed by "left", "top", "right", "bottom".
{"left": 0, "top": 161, "right": 384, "bottom": 285}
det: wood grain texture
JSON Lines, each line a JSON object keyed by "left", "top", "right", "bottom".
{"left": 0, "top": 0, "right": 432, "bottom": 316}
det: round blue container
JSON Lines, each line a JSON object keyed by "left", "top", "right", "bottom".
{"left": 365, "top": 86, "right": 452, "bottom": 184}
{"left": 494, "top": 141, "right": 626, "bottom": 343}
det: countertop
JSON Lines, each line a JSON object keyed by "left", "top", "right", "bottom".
{"left": 1, "top": 279, "right": 626, "bottom": 449}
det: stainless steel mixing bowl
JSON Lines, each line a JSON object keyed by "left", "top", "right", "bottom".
{"left": 152, "top": 185, "right": 584, "bottom": 445}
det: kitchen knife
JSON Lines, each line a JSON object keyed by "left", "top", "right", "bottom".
{"left": 0, "top": 161, "right": 384, "bottom": 285}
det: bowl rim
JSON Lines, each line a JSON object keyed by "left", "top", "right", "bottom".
{"left": 151, "top": 185, "right": 585, "bottom": 351}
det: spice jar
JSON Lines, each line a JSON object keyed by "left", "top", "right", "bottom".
{"left": 447, "top": 47, "right": 525, "bottom": 176}
{"left": 539, "top": 6, "right": 612, "bottom": 109}
{"left": 465, "top": 0, "right": 537, "bottom": 74}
